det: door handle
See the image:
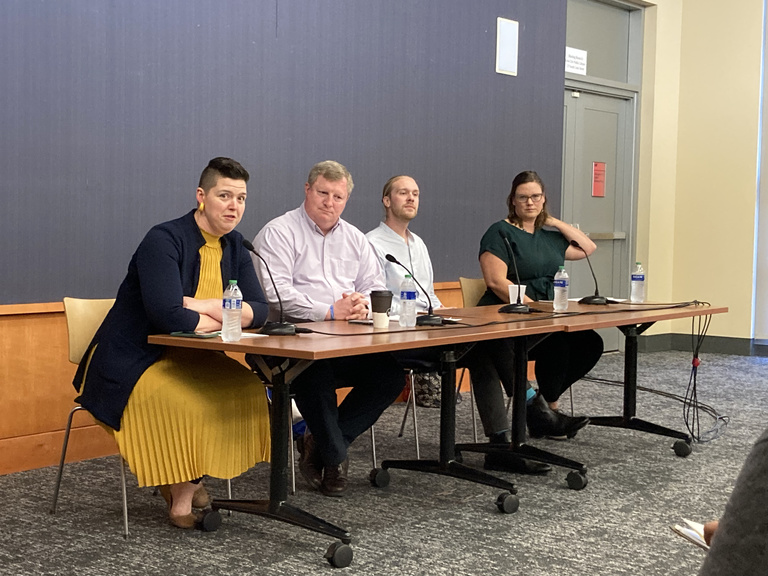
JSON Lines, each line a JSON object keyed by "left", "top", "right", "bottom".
{"left": 583, "top": 232, "right": 626, "bottom": 240}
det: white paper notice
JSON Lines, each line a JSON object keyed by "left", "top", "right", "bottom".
{"left": 565, "top": 46, "right": 587, "bottom": 75}
{"left": 496, "top": 18, "right": 519, "bottom": 77}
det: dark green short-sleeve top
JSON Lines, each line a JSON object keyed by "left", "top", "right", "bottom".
{"left": 477, "top": 220, "right": 570, "bottom": 305}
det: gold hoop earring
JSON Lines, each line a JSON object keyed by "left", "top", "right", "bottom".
{"left": 198, "top": 201, "right": 204, "bottom": 212}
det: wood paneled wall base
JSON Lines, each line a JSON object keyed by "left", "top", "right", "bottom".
{"left": 0, "top": 282, "right": 536, "bottom": 475}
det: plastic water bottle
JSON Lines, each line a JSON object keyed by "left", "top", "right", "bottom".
{"left": 221, "top": 279, "right": 243, "bottom": 341}
{"left": 553, "top": 266, "right": 569, "bottom": 312}
{"left": 630, "top": 262, "right": 646, "bottom": 303}
{"left": 398, "top": 275, "right": 418, "bottom": 328}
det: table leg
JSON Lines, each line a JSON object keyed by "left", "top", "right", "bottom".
{"left": 382, "top": 349, "right": 517, "bottom": 493}
{"left": 456, "top": 336, "right": 587, "bottom": 474}
{"left": 589, "top": 324, "right": 692, "bottom": 443}
{"left": 212, "top": 363, "right": 352, "bottom": 545}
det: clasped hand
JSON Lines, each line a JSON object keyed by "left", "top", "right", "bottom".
{"left": 333, "top": 292, "right": 369, "bottom": 320}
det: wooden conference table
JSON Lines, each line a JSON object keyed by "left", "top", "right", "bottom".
{"left": 149, "top": 300, "right": 726, "bottom": 559}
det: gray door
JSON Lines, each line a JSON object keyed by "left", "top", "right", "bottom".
{"left": 561, "top": 89, "right": 636, "bottom": 351}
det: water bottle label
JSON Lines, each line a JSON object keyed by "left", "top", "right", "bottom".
{"left": 554, "top": 279, "right": 568, "bottom": 288}
{"left": 223, "top": 298, "right": 242, "bottom": 310}
{"left": 631, "top": 274, "right": 645, "bottom": 282}
{"left": 401, "top": 290, "right": 417, "bottom": 300}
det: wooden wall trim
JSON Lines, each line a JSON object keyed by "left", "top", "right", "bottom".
{"left": 0, "top": 425, "right": 118, "bottom": 475}
{"left": 0, "top": 302, "right": 64, "bottom": 316}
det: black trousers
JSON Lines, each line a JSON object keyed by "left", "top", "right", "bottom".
{"left": 457, "top": 330, "right": 603, "bottom": 435}
{"left": 529, "top": 330, "right": 604, "bottom": 403}
{"left": 290, "top": 353, "right": 406, "bottom": 467}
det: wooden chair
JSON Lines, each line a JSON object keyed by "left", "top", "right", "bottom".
{"left": 50, "top": 298, "right": 130, "bottom": 538}
{"left": 457, "top": 277, "right": 489, "bottom": 442}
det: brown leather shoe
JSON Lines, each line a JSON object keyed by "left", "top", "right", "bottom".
{"left": 320, "top": 459, "right": 349, "bottom": 497}
{"left": 298, "top": 431, "right": 323, "bottom": 490}
{"left": 169, "top": 509, "right": 204, "bottom": 529}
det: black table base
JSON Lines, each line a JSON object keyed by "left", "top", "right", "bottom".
{"left": 211, "top": 359, "right": 352, "bottom": 547}
{"left": 211, "top": 499, "right": 351, "bottom": 544}
{"left": 588, "top": 323, "right": 693, "bottom": 446}
{"left": 382, "top": 349, "right": 517, "bottom": 495}
{"left": 454, "top": 336, "right": 588, "bottom": 476}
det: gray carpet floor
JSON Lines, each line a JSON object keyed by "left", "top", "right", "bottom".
{"left": 1, "top": 350, "right": 766, "bottom": 575}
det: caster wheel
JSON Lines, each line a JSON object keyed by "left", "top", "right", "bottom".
{"left": 673, "top": 440, "right": 693, "bottom": 457}
{"left": 200, "top": 509, "right": 222, "bottom": 532}
{"left": 369, "top": 467, "right": 390, "bottom": 488}
{"left": 496, "top": 492, "right": 519, "bottom": 514}
{"left": 566, "top": 471, "right": 588, "bottom": 490}
{"left": 325, "top": 542, "right": 353, "bottom": 568}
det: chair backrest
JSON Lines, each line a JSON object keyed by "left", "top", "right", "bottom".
{"left": 459, "top": 277, "right": 487, "bottom": 307}
{"left": 63, "top": 297, "right": 115, "bottom": 365}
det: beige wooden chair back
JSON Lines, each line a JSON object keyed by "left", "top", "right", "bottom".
{"left": 63, "top": 297, "right": 115, "bottom": 364}
{"left": 458, "top": 277, "right": 487, "bottom": 307}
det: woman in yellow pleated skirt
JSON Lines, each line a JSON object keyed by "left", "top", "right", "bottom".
{"left": 74, "top": 158, "right": 271, "bottom": 529}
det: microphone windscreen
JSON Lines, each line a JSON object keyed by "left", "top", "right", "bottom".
{"left": 569, "top": 240, "right": 581, "bottom": 249}
{"left": 385, "top": 254, "right": 398, "bottom": 263}
{"left": 242, "top": 239, "right": 255, "bottom": 252}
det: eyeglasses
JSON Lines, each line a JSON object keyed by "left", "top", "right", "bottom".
{"left": 515, "top": 193, "right": 544, "bottom": 204}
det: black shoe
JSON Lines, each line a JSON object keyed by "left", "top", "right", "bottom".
{"left": 298, "top": 431, "right": 323, "bottom": 490}
{"left": 483, "top": 452, "right": 552, "bottom": 475}
{"left": 320, "top": 459, "right": 349, "bottom": 497}
{"left": 526, "top": 393, "right": 589, "bottom": 439}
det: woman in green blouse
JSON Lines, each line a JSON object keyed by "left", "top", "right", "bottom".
{"left": 477, "top": 170, "right": 603, "bottom": 438}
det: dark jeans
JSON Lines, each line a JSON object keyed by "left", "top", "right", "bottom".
{"left": 394, "top": 343, "right": 515, "bottom": 439}
{"left": 290, "top": 353, "right": 405, "bottom": 467}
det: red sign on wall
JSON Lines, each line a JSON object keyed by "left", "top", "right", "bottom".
{"left": 592, "top": 162, "right": 606, "bottom": 197}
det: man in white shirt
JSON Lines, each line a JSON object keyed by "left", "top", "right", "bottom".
{"left": 366, "top": 175, "right": 551, "bottom": 475}
{"left": 250, "top": 161, "right": 405, "bottom": 496}
{"left": 365, "top": 176, "right": 442, "bottom": 317}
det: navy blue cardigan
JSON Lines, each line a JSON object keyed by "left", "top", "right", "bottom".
{"left": 73, "top": 210, "right": 269, "bottom": 430}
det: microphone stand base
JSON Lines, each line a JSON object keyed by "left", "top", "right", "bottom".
{"left": 498, "top": 303, "right": 532, "bottom": 314}
{"left": 260, "top": 322, "right": 298, "bottom": 336}
{"left": 416, "top": 314, "right": 444, "bottom": 326}
{"left": 578, "top": 295, "right": 608, "bottom": 305}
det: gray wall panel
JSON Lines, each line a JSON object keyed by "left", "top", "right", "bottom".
{"left": 1, "top": 0, "right": 566, "bottom": 303}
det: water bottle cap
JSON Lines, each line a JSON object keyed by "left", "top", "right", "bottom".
{"left": 636, "top": 262, "right": 641, "bottom": 266}
{"left": 405, "top": 274, "right": 412, "bottom": 279}
{"left": 228, "top": 279, "right": 237, "bottom": 285}
{"left": 558, "top": 265, "right": 565, "bottom": 270}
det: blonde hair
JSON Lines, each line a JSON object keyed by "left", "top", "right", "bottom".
{"left": 307, "top": 161, "right": 354, "bottom": 195}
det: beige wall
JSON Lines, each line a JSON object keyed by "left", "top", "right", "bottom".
{"left": 639, "top": 0, "right": 763, "bottom": 338}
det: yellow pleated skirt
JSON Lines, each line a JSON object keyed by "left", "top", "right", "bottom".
{"left": 112, "top": 348, "right": 271, "bottom": 487}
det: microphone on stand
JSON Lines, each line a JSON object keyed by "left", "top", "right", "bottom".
{"left": 569, "top": 240, "right": 608, "bottom": 305}
{"left": 497, "top": 231, "right": 532, "bottom": 314}
{"left": 242, "top": 239, "right": 309, "bottom": 335}
{"left": 384, "top": 254, "right": 444, "bottom": 326}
